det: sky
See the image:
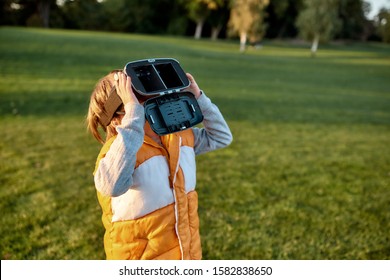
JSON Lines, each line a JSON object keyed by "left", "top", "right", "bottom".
{"left": 366, "top": 0, "right": 390, "bottom": 19}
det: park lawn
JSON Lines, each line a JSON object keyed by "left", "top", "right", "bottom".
{"left": 0, "top": 27, "right": 389, "bottom": 259}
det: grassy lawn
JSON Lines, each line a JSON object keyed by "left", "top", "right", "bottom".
{"left": 0, "top": 27, "right": 389, "bottom": 260}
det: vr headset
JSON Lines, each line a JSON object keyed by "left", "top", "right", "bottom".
{"left": 100, "top": 58, "right": 204, "bottom": 136}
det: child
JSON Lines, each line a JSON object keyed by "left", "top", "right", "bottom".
{"left": 87, "top": 69, "right": 232, "bottom": 260}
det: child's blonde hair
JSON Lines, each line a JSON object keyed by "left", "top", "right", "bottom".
{"left": 87, "top": 70, "right": 123, "bottom": 144}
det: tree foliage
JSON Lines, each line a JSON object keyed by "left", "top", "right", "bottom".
{"left": 1, "top": 0, "right": 388, "bottom": 44}
{"left": 296, "top": 0, "right": 341, "bottom": 55}
{"left": 180, "top": 0, "right": 224, "bottom": 39}
{"left": 228, "top": 0, "right": 269, "bottom": 51}
{"left": 337, "top": 0, "right": 369, "bottom": 40}
{"left": 61, "top": 0, "right": 102, "bottom": 30}
{"left": 207, "top": 0, "right": 230, "bottom": 40}
{"left": 377, "top": 8, "right": 390, "bottom": 43}
{"left": 265, "top": 0, "right": 303, "bottom": 38}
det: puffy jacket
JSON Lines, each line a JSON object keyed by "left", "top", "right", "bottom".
{"left": 93, "top": 93, "right": 232, "bottom": 260}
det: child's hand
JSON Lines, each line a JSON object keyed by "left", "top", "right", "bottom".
{"left": 114, "top": 72, "right": 139, "bottom": 105}
{"left": 185, "top": 73, "right": 202, "bottom": 99}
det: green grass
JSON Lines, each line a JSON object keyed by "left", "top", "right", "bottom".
{"left": 1, "top": 27, "right": 389, "bottom": 260}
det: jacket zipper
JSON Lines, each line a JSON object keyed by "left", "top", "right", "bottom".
{"left": 172, "top": 136, "right": 184, "bottom": 259}
{"left": 145, "top": 135, "right": 184, "bottom": 259}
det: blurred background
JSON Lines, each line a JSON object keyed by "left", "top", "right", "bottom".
{"left": 1, "top": 0, "right": 390, "bottom": 48}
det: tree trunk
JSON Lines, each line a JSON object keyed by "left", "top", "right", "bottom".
{"left": 194, "top": 20, "right": 204, "bottom": 39}
{"left": 311, "top": 34, "right": 320, "bottom": 57}
{"left": 240, "top": 31, "right": 247, "bottom": 52}
{"left": 38, "top": 1, "right": 50, "bottom": 28}
{"left": 211, "top": 25, "right": 222, "bottom": 40}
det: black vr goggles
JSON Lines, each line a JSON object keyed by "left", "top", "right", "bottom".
{"left": 100, "top": 58, "right": 204, "bottom": 136}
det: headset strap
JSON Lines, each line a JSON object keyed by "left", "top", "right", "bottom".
{"left": 99, "top": 86, "right": 123, "bottom": 127}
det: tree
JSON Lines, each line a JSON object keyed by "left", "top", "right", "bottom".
{"left": 36, "top": 0, "right": 55, "bottom": 27}
{"left": 1, "top": 0, "right": 56, "bottom": 27}
{"left": 103, "top": 0, "right": 186, "bottom": 34}
{"left": 265, "top": 0, "right": 304, "bottom": 39}
{"left": 208, "top": 0, "right": 229, "bottom": 40}
{"left": 181, "top": 0, "right": 222, "bottom": 39}
{"left": 296, "top": 0, "right": 341, "bottom": 56}
{"left": 337, "top": 0, "right": 369, "bottom": 40}
{"left": 228, "top": 0, "right": 270, "bottom": 52}
{"left": 1, "top": 1, "right": 24, "bottom": 26}
{"left": 61, "top": 0, "right": 103, "bottom": 30}
{"left": 377, "top": 8, "right": 390, "bottom": 43}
